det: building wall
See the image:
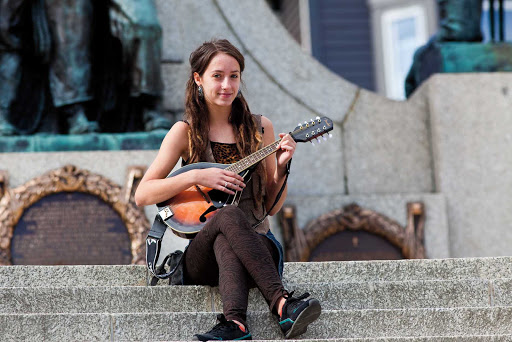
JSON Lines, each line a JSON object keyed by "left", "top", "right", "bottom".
{"left": 5, "top": 0, "right": 510, "bottom": 260}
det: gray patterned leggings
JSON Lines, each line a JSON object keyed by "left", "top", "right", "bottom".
{"left": 183, "top": 205, "right": 287, "bottom": 327}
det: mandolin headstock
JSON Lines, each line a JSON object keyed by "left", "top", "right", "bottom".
{"left": 290, "top": 116, "right": 334, "bottom": 144}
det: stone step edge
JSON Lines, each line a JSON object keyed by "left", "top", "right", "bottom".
{"left": 3, "top": 276, "right": 511, "bottom": 288}
{"left": 2, "top": 306, "right": 512, "bottom": 316}
{"left": 2, "top": 309, "right": 512, "bottom": 340}
{"left": 2, "top": 256, "right": 512, "bottom": 272}
{"left": 252, "top": 338, "right": 512, "bottom": 342}
{"left": 249, "top": 337, "right": 512, "bottom": 342}
{"left": 162, "top": 337, "right": 512, "bottom": 342}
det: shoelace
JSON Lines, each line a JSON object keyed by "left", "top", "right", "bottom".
{"left": 206, "top": 314, "right": 238, "bottom": 335}
{"left": 284, "top": 292, "right": 310, "bottom": 313}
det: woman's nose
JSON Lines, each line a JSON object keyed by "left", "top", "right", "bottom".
{"left": 221, "top": 77, "right": 230, "bottom": 89}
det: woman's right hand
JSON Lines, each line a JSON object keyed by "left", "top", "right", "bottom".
{"left": 195, "top": 168, "right": 246, "bottom": 195}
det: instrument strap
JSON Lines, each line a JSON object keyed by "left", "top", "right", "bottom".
{"left": 146, "top": 215, "right": 184, "bottom": 281}
{"left": 252, "top": 158, "right": 292, "bottom": 229}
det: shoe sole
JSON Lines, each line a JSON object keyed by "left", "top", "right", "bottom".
{"left": 285, "top": 299, "right": 322, "bottom": 339}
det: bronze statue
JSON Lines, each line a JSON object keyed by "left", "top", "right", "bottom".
{"left": 109, "top": 0, "right": 171, "bottom": 131}
{"left": 0, "top": 0, "right": 170, "bottom": 136}
{"left": 0, "top": 0, "right": 99, "bottom": 135}
{"left": 405, "top": 0, "right": 484, "bottom": 97}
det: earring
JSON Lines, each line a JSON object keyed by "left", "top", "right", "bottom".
{"left": 237, "top": 89, "right": 241, "bottom": 98}
{"left": 198, "top": 85, "right": 204, "bottom": 98}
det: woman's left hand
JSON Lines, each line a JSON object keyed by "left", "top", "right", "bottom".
{"left": 276, "top": 133, "right": 296, "bottom": 169}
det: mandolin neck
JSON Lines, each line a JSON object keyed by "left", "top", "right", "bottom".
{"left": 225, "top": 139, "right": 281, "bottom": 174}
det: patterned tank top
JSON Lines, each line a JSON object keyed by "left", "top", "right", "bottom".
{"left": 210, "top": 141, "right": 241, "bottom": 164}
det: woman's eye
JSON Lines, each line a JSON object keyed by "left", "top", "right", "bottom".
{"left": 231, "top": 74, "right": 238, "bottom": 78}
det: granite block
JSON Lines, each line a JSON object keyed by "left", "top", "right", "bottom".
{"left": 343, "top": 88, "right": 433, "bottom": 194}
{"left": 0, "top": 313, "right": 111, "bottom": 341}
{"left": 111, "top": 307, "right": 512, "bottom": 340}
{"left": 282, "top": 257, "right": 512, "bottom": 283}
{"left": 212, "top": 279, "right": 491, "bottom": 312}
{"left": 2, "top": 257, "right": 512, "bottom": 287}
{"left": 0, "top": 286, "right": 211, "bottom": 314}
{"left": 428, "top": 73, "right": 512, "bottom": 257}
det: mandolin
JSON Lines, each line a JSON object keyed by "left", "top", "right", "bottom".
{"left": 155, "top": 116, "right": 334, "bottom": 239}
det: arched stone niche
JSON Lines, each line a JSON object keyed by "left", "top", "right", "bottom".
{"left": 280, "top": 203, "right": 426, "bottom": 262}
{"left": 0, "top": 165, "right": 149, "bottom": 265}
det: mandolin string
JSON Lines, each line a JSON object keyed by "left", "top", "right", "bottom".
{"left": 225, "top": 126, "right": 305, "bottom": 173}
{"left": 226, "top": 139, "right": 281, "bottom": 173}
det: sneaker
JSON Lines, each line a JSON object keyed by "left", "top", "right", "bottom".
{"left": 194, "top": 314, "right": 252, "bottom": 341}
{"left": 278, "top": 292, "right": 321, "bottom": 339}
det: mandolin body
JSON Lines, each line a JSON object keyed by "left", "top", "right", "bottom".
{"left": 156, "top": 162, "right": 251, "bottom": 239}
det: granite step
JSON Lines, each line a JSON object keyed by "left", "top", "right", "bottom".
{"left": 1, "top": 307, "right": 512, "bottom": 341}
{"left": 3, "top": 277, "right": 512, "bottom": 314}
{"left": 258, "top": 338, "right": 512, "bottom": 342}
{"left": 2, "top": 257, "right": 512, "bottom": 287}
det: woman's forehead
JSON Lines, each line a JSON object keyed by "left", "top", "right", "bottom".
{"left": 206, "top": 53, "right": 240, "bottom": 72}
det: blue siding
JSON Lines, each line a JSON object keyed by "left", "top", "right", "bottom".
{"left": 309, "top": 0, "right": 375, "bottom": 91}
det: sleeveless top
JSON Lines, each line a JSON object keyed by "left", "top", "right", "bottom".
{"left": 184, "top": 114, "right": 270, "bottom": 234}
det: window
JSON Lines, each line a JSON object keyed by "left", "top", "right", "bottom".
{"left": 381, "top": 6, "right": 428, "bottom": 100}
{"left": 481, "top": 0, "right": 512, "bottom": 42}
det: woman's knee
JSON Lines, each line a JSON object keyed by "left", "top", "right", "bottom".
{"left": 214, "top": 206, "right": 251, "bottom": 232}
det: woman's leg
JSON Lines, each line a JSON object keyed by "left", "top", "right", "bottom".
{"left": 184, "top": 206, "right": 287, "bottom": 313}
{"left": 213, "top": 234, "right": 251, "bottom": 326}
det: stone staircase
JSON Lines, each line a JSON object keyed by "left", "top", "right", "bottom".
{"left": 1, "top": 257, "right": 512, "bottom": 341}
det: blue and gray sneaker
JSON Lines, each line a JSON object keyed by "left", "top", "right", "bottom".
{"left": 194, "top": 314, "right": 252, "bottom": 341}
{"left": 278, "top": 292, "right": 321, "bottom": 339}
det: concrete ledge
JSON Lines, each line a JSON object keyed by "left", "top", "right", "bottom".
{"left": 0, "top": 313, "right": 111, "bottom": 341}
{"left": 2, "top": 257, "right": 512, "bottom": 287}
{"left": 0, "top": 279, "right": 496, "bottom": 314}
{"left": 219, "top": 279, "right": 492, "bottom": 312}
{"left": 250, "top": 337, "right": 512, "bottom": 342}
{"left": 1, "top": 308, "right": 512, "bottom": 340}
{"left": 0, "top": 286, "right": 212, "bottom": 314}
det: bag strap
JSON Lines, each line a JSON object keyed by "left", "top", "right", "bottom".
{"left": 146, "top": 215, "right": 183, "bottom": 280}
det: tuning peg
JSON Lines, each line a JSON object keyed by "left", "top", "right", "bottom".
{"left": 323, "top": 135, "right": 327, "bottom": 141}
{"left": 329, "top": 133, "right": 333, "bottom": 138}
{"left": 311, "top": 141, "right": 315, "bottom": 146}
{"left": 316, "top": 137, "right": 322, "bottom": 144}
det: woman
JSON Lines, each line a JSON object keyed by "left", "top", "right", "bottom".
{"left": 135, "top": 39, "right": 321, "bottom": 341}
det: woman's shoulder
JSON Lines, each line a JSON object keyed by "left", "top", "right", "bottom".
{"left": 166, "top": 120, "right": 190, "bottom": 136}
{"left": 258, "top": 115, "right": 273, "bottom": 130}
{"left": 160, "top": 121, "right": 190, "bottom": 150}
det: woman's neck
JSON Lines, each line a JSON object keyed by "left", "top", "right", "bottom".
{"left": 207, "top": 102, "right": 231, "bottom": 121}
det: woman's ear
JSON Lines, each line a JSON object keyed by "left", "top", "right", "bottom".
{"left": 193, "top": 72, "right": 201, "bottom": 86}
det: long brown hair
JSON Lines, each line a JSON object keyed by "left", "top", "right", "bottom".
{"left": 184, "top": 39, "right": 263, "bottom": 163}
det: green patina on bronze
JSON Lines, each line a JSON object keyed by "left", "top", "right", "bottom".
{"left": 0, "top": 131, "right": 167, "bottom": 153}
{"left": 0, "top": 0, "right": 172, "bottom": 145}
{"left": 406, "top": 0, "right": 512, "bottom": 97}
{"left": 441, "top": 42, "right": 512, "bottom": 72}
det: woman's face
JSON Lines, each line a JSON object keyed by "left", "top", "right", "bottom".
{"left": 194, "top": 52, "right": 241, "bottom": 111}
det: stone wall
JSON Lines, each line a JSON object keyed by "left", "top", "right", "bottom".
{"left": 153, "top": 0, "right": 512, "bottom": 258}
{"left": 2, "top": 1, "right": 511, "bottom": 260}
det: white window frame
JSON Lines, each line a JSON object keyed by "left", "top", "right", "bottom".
{"left": 381, "top": 5, "right": 428, "bottom": 100}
